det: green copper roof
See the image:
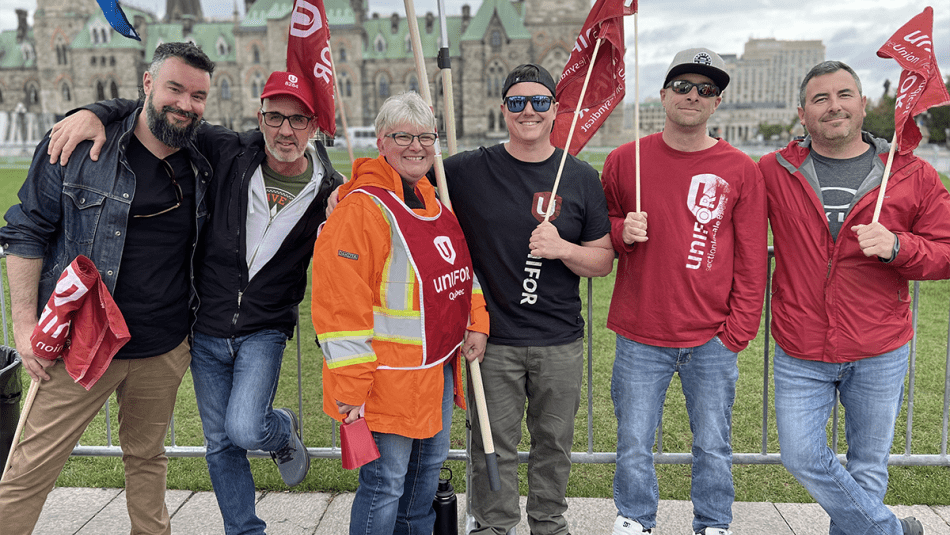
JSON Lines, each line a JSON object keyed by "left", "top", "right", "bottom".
{"left": 71, "top": 6, "right": 155, "bottom": 49}
{"left": 461, "top": 0, "right": 529, "bottom": 41}
{"left": 190, "top": 22, "right": 238, "bottom": 62}
{"left": 362, "top": 15, "right": 462, "bottom": 60}
{"left": 242, "top": 0, "right": 359, "bottom": 28}
{"left": 0, "top": 29, "right": 37, "bottom": 69}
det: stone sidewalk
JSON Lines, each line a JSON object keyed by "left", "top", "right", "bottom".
{"left": 31, "top": 487, "right": 950, "bottom": 534}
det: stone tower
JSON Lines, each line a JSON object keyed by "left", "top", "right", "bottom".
{"left": 32, "top": 0, "right": 100, "bottom": 113}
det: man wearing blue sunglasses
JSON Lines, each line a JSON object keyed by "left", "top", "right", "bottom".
{"left": 437, "top": 64, "right": 614, "bottom": 535}
{"left": 603, "top": 48, "right": 768, "bottom": 535}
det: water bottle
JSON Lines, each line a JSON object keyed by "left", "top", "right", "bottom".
{"left": 433, "top": 465, "right": 457, "bottom": 535}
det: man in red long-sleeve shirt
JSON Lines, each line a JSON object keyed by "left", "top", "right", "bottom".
{"left": 602, "top": 48, "right": 767, "bottom": 535}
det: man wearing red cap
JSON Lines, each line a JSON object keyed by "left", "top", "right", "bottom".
{"left": 49, "top": 70, "right": 344, "bottom": 535}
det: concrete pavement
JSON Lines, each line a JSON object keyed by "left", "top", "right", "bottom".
{"left": 30, "top": 487, "right": 950, "bottom": 534}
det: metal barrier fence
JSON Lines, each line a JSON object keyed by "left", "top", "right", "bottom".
{"left": 2, "top": 249, "right": 950, "bottom": 467}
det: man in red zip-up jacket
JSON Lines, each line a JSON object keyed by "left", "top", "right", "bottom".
{"left": 759, "top": 61, "right": 950, "bottom": 535}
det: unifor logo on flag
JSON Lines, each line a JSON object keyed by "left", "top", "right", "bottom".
{"left": 550, "top": 0, "right": 636, "bottom": 155}
{"left": 876, "top": 6, "right": 950, "bottom": 154}
{"left": 286, "top": 0, "right": 337, "bottom": 136}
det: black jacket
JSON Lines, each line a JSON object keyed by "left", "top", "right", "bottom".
{"left": 85, "top": 99, "right": 345, "bottom": 338}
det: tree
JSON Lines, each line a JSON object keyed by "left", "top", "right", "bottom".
{"left": 921, "top": 76, "right": 950, "bottom": 144}
{"left": 863, "top": 93, "right": 895, "bottom": 140}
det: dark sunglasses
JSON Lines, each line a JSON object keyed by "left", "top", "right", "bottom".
{"left": 504, "top": 95, "right": 554, "bottom": 113}
{"left": 135, "top": 160, "right": 183, "bottom": 218}
{"left": 665, "top": 79, "right": 721, "bottom": 98}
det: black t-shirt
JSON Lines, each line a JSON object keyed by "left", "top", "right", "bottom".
{"left": 439, "top": 144, "right": 610, "bottom": 346}
{"left": 812, "top": 144, "right": 876, "bottom": 241}
{"left": 112, "top": 134, "right": 195, "bottom": 358}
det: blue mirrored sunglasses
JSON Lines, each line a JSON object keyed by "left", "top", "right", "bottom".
{"left": 504, "top": 95, "right": 554, "bottom": 113}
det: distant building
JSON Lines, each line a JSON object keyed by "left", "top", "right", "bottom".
{"left": 0, "top": 0, "right": 635, "bottom": 149}
{"left": 716, "top": 38, "right": 825, "bottom": 143}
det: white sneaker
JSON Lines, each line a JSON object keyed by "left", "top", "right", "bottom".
{"left": 614, "top": 516, "right": 651, "bottom": 534}
{"left": 695, "top": 529, "right": 732, "bottom": 535}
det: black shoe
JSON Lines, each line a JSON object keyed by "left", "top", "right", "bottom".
{"left": 900, "top": 516, "right": 924, "bottom": 535}
{"left": 270, "top": 408, "right": 310, "bottom": 487}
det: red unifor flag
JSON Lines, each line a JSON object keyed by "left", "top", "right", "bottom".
{"left": 550, "top": 0, "right": 636, "bottom": 155}
{"left": 876, "top": 6, "right": 950, "bottom": 154}
{"left": 286, "top": 0, "right": 336, "bottom": 136}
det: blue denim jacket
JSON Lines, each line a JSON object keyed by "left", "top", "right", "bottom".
{"left": 0, "top": 108, "right": 212, "bottom": 316}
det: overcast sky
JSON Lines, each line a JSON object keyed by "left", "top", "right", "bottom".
{"left": 3, "top": 0, "right": 948, "bottom": 104}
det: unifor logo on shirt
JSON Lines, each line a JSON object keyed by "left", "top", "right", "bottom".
{"left": 685, "top": 173, "right": 731, "bottom": 271}
{"left": 531, "top": 192, "right": 561, "bottom": 222}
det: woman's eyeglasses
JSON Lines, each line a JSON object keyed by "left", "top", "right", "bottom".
{"left": 387, "top": 132, "right": 438, "bottom": 146}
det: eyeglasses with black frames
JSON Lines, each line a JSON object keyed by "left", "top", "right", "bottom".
{"left": 387, "top": 132, "right": 438, "bottom": 146}
{"left": 503, "top": 95, "right": 554, "bottom": 113}
{"left": 135, "top": 159, "right": 183, "bottom": 218}
{"left": 664, "top": 79, "right": 721, "bottom": 98}
{"left": 260, "top": 110, "right": 314, "bottom": 130}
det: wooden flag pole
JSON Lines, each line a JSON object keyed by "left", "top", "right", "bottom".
{"left": 436, "top": 0, "right": 458, "bottom": 157}
{"left": 544, "top": 37, "right": 605, "bottom": 222}
{"left": 328, "top": 43, "right": 355, "bottom": 166}
{"left": 1, "top": 378, "right": 38, "bottom": 481}
{"left": 403, "top": 0, "right": 499, "bottom": 491}
{"left": 871, "top": 131, "right": 899, "bottom": 224}
{"left": 634, "top": 12, "right": 640, "bottom": 212}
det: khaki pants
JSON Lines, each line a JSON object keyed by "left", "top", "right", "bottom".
{"left": 0, "top": 338, "right": 191, "bottom": 535}
{"left": 468, "top": 339, "right": 584, "bottom": 535}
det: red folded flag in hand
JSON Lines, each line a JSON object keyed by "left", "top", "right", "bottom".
{"left": 286, "top": 0, "right": 336, "bottom": 137}
{"left": 340, "top": 417, "right": 380, "bottom": 470}
{"left": 550, "top": 0, "right": 635, "bottom": 155}
{"left": 31, "top": 255, "right": 130, "bottom": 390}
{"left": 876, "top": 6, "right": 950, "bottom": 154}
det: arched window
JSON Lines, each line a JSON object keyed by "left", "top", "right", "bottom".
{"left": 96, "top": 81, "right": 105, "bottom": 101}
{"left": 26, "top": 85, "right": 39, "bottom": 105}
{"left": 110, "top": 81, "right": 119, "bottom": 99}
{"left": 490, "top": 30, "right": 502, "bottom": 50}
{"left": 110, "top": 56, "right": 116, "bottom": 66}
{"left": 488, "top": 111, "right": 495, "bottom": 130}
{"left": 378, "top": 74, "right": 390, "bottom": 99}
{"left": 251, "top": 73, "right": 264, "bottom": 98}
{"left": 408, "top": 75, "right": 418, "bottom": 93}
{"left": 62, "top": 83, "right": 71, "bottom": 102}
{"left": 374, "top": 34, "right": 386, "bottom": 54}
{"left": 345, "top": 78, "right": 352, "bottom": 97}
{"left": 486, "top": 61, "right": 505, "bottom": 98}
{"left": 221, "top": 78, "right": 231, "bottom": 100}
{"left": 91, "top": 56, "right": 97, "bottom": 66}
{"left": 252, "top": 45, "right": 261, "bottom": 64}
{"left": 339, "top": 47, "right": 347, "bottom": 62}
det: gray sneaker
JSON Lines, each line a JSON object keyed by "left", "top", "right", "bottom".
{"left": 901, "top": 517, "right": 924, "bottom": 535}
{"left": 270, "top": 408, "right": 310, "bottom": 487}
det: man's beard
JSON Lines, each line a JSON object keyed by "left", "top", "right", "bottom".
{"left": 145, "top": 94, "right": 200, "bottom": 149}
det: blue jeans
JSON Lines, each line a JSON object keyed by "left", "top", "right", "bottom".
{"left": 190, "top": 330, "right": 292, "bottom": 535}
{"left": 774, "top": 345, "right": 907, "bottom": 535}
{"left": 349, "top": 363, "right": 453, "bottom": 535}
{"left": 612, "top": 335, "right": 738, "bottom": 533}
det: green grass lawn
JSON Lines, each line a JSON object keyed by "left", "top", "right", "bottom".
{"left": 1, "top": 150, "right": 949, "bottom": 505}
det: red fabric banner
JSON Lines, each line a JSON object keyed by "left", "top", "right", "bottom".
{"left": 550, "top": 0, "right": 636, "bottom": 155}
{"left": 876, "top": 6, "right": 950, "bottom": 154}
{"left": 286, "top": 0, "right": 337, "bottom": 136}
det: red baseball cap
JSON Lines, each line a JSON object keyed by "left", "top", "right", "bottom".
{"left": 260, "top": 71, "right": 315, "bottom": 115}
